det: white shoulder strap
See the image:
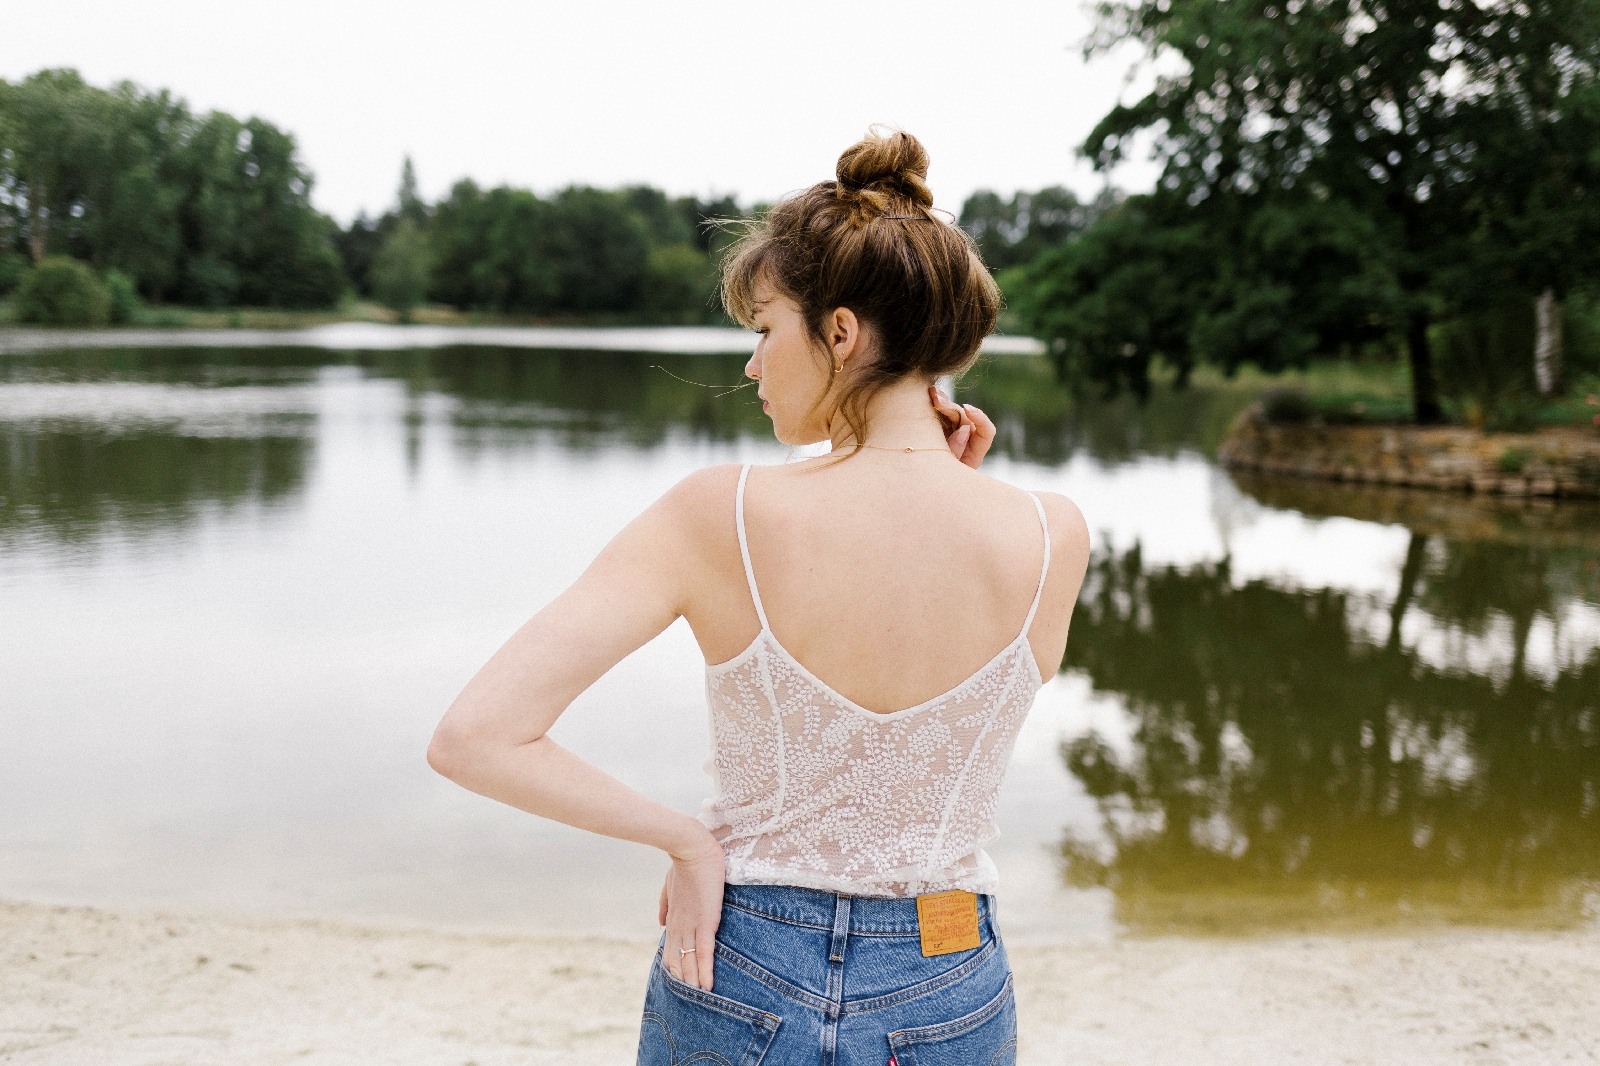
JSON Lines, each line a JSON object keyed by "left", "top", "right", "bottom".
{"left": 1020, "top": 492, "right": 1051, "bottom": 636}
{"left": 735, "top": 464, "right": 771, "bottom": 631}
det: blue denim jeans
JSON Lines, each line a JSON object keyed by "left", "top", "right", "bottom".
{"left": 637, "top": 883, "right": 1016, "bottom": 1066}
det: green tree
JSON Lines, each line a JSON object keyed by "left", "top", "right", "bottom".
{"left": 371, "top": 218, "right": 430, "bottom": 322}
{"left": 170, "top": 113, "right": 344, "bottom": 308}
{"left": 544, "top": 186, "right": 652, "bottom": 314}
{"left": 89, "top": 84, "right": 188, "bottom": 296}
{"left": 397, "top": 154, "right": 428, "bottom": 228}
{"left": 0, "top": 70, "right": 110, "bottom": 264}
{"left": 1015, "top": 198, "right": 1214, "bottom": 396}
{"left": 1040, "top": 0, "right": 1600, "bottom": 422}
{"left": 959, "top": 186, "right": 1119, "bottom": 271}
{"left": 0, "top": 69, "right": 344, "bottom": 308}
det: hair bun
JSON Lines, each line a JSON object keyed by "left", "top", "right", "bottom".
{"left": 836, "top": 126, "right": 934, "bottom": 213}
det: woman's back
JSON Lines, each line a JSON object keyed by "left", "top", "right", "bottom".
{"left": 688, "top": 456, "right": 1078, "bottom": 716}
{"left": 690, "top": 457, "right": 1084, "bottom": 898}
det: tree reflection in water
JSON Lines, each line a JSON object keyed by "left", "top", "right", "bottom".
{"left": 0, "top": 426, "right": 312, "bottom": 550}
{"left": 1059, "top": 539, "right": 1600, "bottom": 934}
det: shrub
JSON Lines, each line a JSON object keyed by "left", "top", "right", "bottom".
{"left": 1497, "top": 446, "right": 1530, "bottom": 473}
{"left": 14, "top": 257, "right": 112, "bottom": 326}
{"left": 0, "top": 252, "right": 28, "bottom": 296}
{"left": 104, "top": 269, "right": 143, "bottom": 324}
{"left": 1260, "top": 386, "right": 1314, "bottom": 424}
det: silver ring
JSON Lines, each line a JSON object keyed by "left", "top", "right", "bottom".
{"left": 678, "top": 947, "right": 696, "bottom": 958}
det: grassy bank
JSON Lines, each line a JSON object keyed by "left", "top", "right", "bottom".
{"left": 4, "top": 293, "right": 1596, "bottom": 434}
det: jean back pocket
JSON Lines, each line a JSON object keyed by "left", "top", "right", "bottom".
{"left": 638, "top": 958, "right": 782, "bottom": 1066}
{"left": 886, "top": 972, "right": 1016, "bottom": 1066}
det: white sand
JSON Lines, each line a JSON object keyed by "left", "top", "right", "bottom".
{"left": 2, "top": 899, "right": 1596, "bottom": 1065}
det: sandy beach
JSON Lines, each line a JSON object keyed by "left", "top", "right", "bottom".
{"left": 3, "top": 899, "right": 1596, "bottom": 1065}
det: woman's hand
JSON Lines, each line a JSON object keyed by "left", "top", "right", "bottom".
{"left": 930, "top": 385, "right": 996, "bottom": 469}
{"left": 657, "top": 833, "right": 726, "bottom": 991}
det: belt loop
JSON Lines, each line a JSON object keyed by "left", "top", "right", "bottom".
{"left": 828, "top": 893, "right": 851, "bottom": 963}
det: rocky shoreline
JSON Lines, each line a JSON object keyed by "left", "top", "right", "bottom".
{"left": 1218, "top": 404, "right": 1600, "bottom": 499}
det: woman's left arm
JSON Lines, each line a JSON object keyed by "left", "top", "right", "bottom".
{"left": 426, "top": 467, "right": 730, "bottom": 990}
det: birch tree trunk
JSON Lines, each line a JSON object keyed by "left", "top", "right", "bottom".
{"left": 1534, "top": 288, "right": 1562, "bottom": 397}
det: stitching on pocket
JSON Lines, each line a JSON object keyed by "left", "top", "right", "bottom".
{"left": 987, "top": 1036, "right": 1019, "bottom": 1066}
{"left": 656, "top": 956, "right": 784, "bottom": 1032}
{"left": 843, "top": 936, "right": 998, "bottom": 1015}
{"left": 887, "top": 972, "right": 1015, "bottom": 1047}
{"left": 640, "top": 1009, "right": 678, "bottom": 1059}
{"left": 713, "top": 942, "right": 832, "bottom": 1014}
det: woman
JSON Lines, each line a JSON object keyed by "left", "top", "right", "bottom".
{"left": 428, "top": 128, "right": 1089, "bottom": 1066}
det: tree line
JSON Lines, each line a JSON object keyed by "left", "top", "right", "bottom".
{"left": 0, "top": 69, "right": 344, "bottom": 310}
{"left": 335, "top": 159, "right": 739, "bottom": 323}
{"left": 1003, "top": 0, "right": 1600, "bottom": 425}
{"left": 0, "top": 68, "right": 740, "bottom": 324}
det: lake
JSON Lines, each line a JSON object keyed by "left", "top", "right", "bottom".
{"left": 1, "top": 336, "right": 1596, "bottom": 941}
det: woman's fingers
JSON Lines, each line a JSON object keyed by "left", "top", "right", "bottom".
{"left": 660, "top": 842, "right": 725, "bottom": 991}
{"left": 664, "top": 923, "right": 713, "bottom": 989}
{"left": 929, "top": 384, "right": 964, "bottom": 431}
{"left": 664, "top": 936, "right": 682, "bottom": 983}
{"left": 959, "top": 403, "right": 996, "bottom": 469}
{"left": 931, "top": 386, "right": 995, "bottom": 470}
{"left": 945, "top": 422, "right": 972, "bottom": 459}
{"left": 695, "top": 923, "right": 716, "bottom": 990}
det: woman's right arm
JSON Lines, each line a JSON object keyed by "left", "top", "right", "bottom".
{"left": 426, "top": 465, "right": 738, "bottom": 991}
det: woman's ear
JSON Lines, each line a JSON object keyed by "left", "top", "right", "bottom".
{"left": 829, "top": 307, "right": 864, "bottom": 370}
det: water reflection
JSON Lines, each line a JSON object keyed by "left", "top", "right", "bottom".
{"left": 1059, "top": 538, "right": 1600, "bottom": 934}
{"left": 0, "top": 348, "right": 318, "bottom": 551}
{"left": 4, "top": 341, "right": 1598, "bottom": 939}
{"left": 360, "top": 346, "right": 772, "bottom": 448}
{"left": 0, "top": 426, "right": 310, "bottom": 549}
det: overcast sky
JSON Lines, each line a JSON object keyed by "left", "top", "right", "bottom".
{"left": 8, "top": 0, "right": 1159, "bottom": 224}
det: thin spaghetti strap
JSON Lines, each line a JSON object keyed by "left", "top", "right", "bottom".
{"left": 735, "top": 464, "right": 771, "bottom": 632}
{"left": 1020, "top": 492, "right": 1051, "bottom": 636}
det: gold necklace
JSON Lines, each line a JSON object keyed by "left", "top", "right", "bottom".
{"left": 848, "top": 442, "right": 950, "bottom": 454}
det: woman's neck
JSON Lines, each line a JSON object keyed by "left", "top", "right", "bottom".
{"left": 827, "top": 376, "right": 948, "bottom": 453}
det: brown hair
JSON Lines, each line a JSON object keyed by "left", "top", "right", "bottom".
{"left": 721, "top": 126, "right": 1001, "bottom": 450}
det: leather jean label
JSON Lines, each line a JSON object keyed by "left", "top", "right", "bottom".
{"left": 914, "top": 889, "right": 980, "bottom": 957}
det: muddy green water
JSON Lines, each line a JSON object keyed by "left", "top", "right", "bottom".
{"left": 1, "top": 342, "right": 1596, "bottom": 939}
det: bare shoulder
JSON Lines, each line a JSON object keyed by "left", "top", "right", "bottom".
{"left": 639, "top": 463, "right": 744, "bottom": 552}
{"left": 1032, "top": 490, "right": 1091, "bottom": 578}
{"left": 654, "top": 463, "right": 744, "bottom": 518}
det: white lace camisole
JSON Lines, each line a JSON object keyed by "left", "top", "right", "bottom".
{"left": 700, "top": 463, "right": 1051, "bottom": 898}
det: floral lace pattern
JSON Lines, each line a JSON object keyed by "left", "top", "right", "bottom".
{"left": 700, "top": 465, "right": 1050, "bottom": 899}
